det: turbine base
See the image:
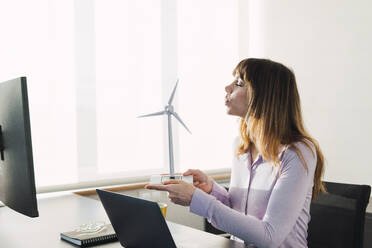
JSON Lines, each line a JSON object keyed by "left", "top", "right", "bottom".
{"left": 148, "top": 174, "right": 193, "bottom": 185}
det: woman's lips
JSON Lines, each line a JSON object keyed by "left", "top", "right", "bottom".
{"left": 225, "top": 95, "right": 231, "bottom": 105}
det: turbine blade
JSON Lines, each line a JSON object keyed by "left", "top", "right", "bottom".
{"left": 137, "top": 111, "right": 166, "bottom": 118}
{"left": 168, "top": 79, "right": 179, "bottom": 105}
{"left": 172, "top": 112, "right": 191, "bottom": 134}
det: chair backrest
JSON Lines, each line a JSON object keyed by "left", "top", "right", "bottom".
{"left": 308, "top": 181, "right": 371, "bottom": 248}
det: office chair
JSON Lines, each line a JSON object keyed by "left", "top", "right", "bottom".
{"left": 307, "top": 181, "right": 371, "bottom": 248}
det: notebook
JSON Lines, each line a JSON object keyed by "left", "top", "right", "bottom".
{"left": 96, "top": 189, "right": 179, "bottom": 248}
{"left": 60, "top": 223, "right": 118, "bottom": 247}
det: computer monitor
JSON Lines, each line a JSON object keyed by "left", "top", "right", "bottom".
{"left": 0, "top": 77, "right": 39, "bottom": 218}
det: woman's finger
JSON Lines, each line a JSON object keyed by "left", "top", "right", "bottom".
{"left": 169, "top": 196, "right": 180, "bottom": 204}
{"left": 168, "top": 192, "right": 177, "bottom": 198}
{"left": 163, "top": 180, "right": 182, "bottom": 185}
{"left": 145, "top": 184, "right": 169, "bottom": 191}
{"left": 182, "top": 169, "right": 192, "bottom": 176}
{"left": 183, "top": 169, "right": 198, "bottom": 176}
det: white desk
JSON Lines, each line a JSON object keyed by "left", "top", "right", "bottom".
{"left": 0, "top": 193, "right": 245, "bottom": 247}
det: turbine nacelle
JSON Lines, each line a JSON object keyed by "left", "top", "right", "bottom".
{"left": 165, "top": 105, "right": 174, "bottom": 113}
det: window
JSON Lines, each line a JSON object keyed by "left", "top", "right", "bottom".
{"left": 0, "top": 0, "right": 242, "bottom": 191}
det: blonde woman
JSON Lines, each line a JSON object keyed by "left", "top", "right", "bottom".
{"left": 146, "top": 58, "right": 326, "bottom": 248}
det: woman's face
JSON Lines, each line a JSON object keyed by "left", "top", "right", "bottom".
{"left": 225, "top": 76, "right": 249, "bottom": 118}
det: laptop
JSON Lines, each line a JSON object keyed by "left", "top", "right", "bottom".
{"left": 96, "top": 189, "right": 178, "bottom": 248}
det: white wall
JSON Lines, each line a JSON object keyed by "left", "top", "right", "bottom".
{"left": 245, "top": 0, "right": 372, "bottom": 186}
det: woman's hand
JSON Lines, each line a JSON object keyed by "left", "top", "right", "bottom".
{"left": 183, "top": 169, "right": 214, "bottom": 194}
{"left": 145, "top": 180, "right": 196, "bottom": 206}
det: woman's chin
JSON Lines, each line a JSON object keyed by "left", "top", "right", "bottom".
{"left": 226, "top": 108, "right": 234, "bottom": 116}
{"left": 226, "top": 109, "right": 244, "bottom": 118}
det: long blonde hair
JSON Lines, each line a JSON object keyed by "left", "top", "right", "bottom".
{"left": 233, "top": 58, "right": 326, "bottom": 200}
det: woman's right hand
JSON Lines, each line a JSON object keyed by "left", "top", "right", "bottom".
{"left": 183, "top": 169, "right": 214, "bottom": 194}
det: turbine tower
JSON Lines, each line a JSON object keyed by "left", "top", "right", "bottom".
{"left": 137, "top": 79, "right": 191, "bottom": 179}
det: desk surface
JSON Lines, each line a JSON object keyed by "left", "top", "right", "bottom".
{"left": 0, "top": 193, "right": 245, "bottom": 248}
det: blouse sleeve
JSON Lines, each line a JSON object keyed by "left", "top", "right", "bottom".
{"left": 209, "top": 181, "right": 232, "bottom": 207}
{"left": 189, "top": 144, "right": 316, "bottom": 248}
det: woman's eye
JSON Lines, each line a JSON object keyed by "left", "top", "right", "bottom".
{"left": 235, "top": 81, "right": 244, "bottom": 87}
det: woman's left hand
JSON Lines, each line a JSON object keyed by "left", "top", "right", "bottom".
{"left": 145, "top": 180, "right": 196, "bottom": 206}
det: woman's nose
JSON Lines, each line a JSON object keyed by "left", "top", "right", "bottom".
{"left": 225, "top": 84, "right": 232, "bottom": 93}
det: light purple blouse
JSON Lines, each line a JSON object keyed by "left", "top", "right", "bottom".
{"left": 189, "top": 141, "right": 316, "bottom": 248}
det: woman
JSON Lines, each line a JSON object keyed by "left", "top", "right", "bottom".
{"left": 146, "top": 58, "right": 326, "bottom": 248}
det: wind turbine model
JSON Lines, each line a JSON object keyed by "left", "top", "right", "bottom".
{"left": 138, "top": 79, "right": 193, "bottom": 185}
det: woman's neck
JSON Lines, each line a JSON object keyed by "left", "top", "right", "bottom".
{"left": 250, "top": 143, "right": 259, "bottom": 162}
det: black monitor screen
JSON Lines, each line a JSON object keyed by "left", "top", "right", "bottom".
{"left": 0, "top": 77, "right": 39, "bottom": 217}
